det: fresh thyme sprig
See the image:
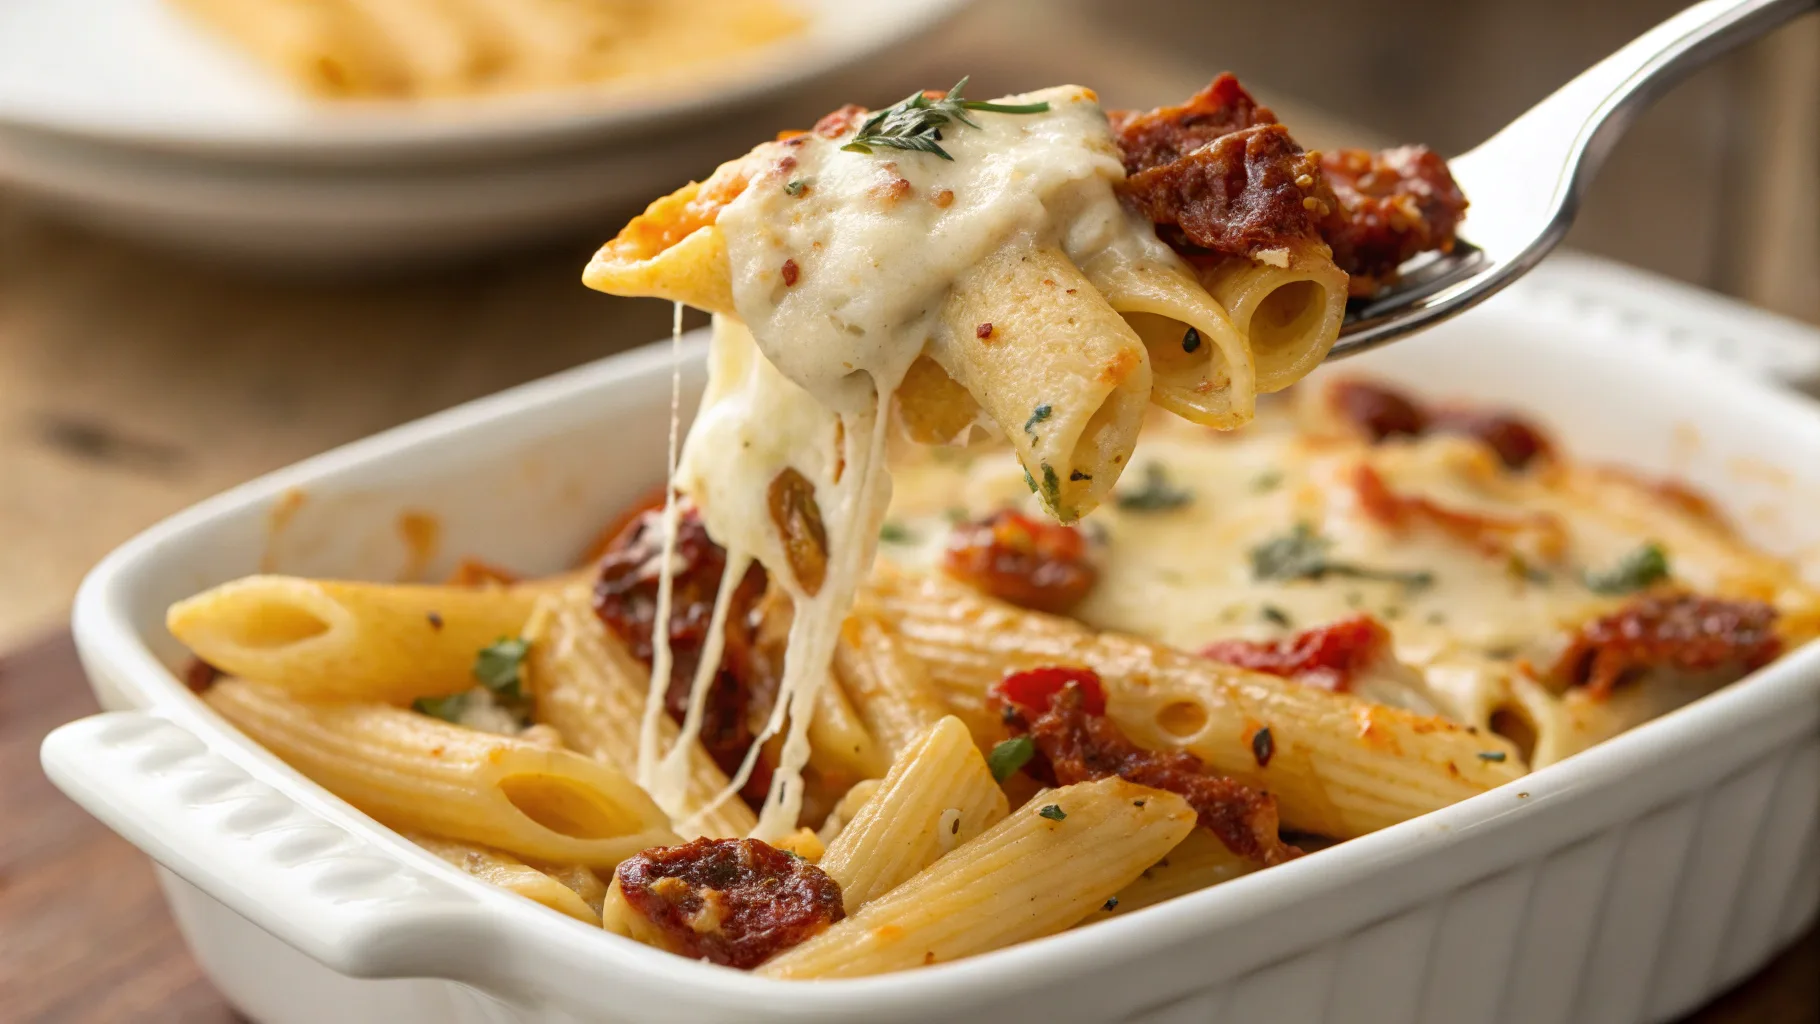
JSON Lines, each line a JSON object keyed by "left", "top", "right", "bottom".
{"left": 840, "top": 76, "right": 1050, "bottom": 161}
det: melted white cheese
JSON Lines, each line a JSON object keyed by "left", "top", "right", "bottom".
{"left": 715, "top": 84, "right": 1173, "bottom": 415}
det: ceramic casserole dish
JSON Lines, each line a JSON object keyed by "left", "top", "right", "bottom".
{"left": 42, "top": 254, "right": 1820, "bottom": 1024}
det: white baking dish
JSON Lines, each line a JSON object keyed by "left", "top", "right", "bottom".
{"left": 42, "top": 253, "right": 1820, "bottom": 1024}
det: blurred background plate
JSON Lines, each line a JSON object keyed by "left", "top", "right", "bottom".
{"left": 0, "top": 0, "right": 971, "bottom": 163}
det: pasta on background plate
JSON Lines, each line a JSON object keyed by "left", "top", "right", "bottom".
{"left": 165, "top": 72, "right": 1817, "bottom": 978}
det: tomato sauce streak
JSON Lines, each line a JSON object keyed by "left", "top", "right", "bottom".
{"left": 616, "top": 838, "right": 844, "bottom": 969}
{"left": 994, "top": 675, "right": 1299, "bottom": 865}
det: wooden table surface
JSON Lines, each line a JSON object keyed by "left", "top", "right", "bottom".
{"left": 2, "top": 2, "right": 1817, "bottom": 1020}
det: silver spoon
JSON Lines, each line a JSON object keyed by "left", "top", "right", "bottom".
{"left": 1330, "top": 0, "right": 1817, "bottom": 360}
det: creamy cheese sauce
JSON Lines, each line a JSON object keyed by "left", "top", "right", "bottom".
{"left": 880, "top": 397, "right": 1753, "bottom": 731}
{"left": 715, "top": 84, "right": 1179, "bottom": 415}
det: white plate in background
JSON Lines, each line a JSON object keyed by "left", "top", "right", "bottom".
{"left": 0, "top": 0, "right": 971, "bottom": 163}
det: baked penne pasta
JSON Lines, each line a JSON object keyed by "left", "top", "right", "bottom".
{"left": 521, "top": 587, "right": 758, "bottom": 839}
{"left": 404, "top": 831, "right": 603, "bottom": 925}
{"left": 168, "top": 576, "right": 540, "bottom": 704}
{"left": 831, "top": 609, "right": 949, "bottom": 764}
{"left": 817, "top": 716, "right": 1008, "bottom": 912}
{"left": 865, "top": 567, "right": 1524, "bottom": 839}
{"left": 758, "top": 779, "right": 1195, "bottom": 978}
{"left": 1099, "top": 828, "right": 1258, "bottom": 919}
{"left": 207, "top": 679, "right": 678, "bottom": 867}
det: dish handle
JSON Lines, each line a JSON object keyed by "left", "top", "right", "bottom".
{"left": 41, "top": 710, "right": 492, "bottom": 981}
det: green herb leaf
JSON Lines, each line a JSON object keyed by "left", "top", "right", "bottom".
{"left": 1251, "top": 726, "right": 1275, "bottom": 767}
{"left": 987, "top": 737, "right": 1036, "bottom": 782}
{"left": 1024, "top": 468, "right": 1038, "bottom": 493}
{"left": 412, "top": 692, "right": 469, "bottom": 723}
{"left": 1040, "top": 464, "right": 1060, "bottom": 506}
{"left": 783, "top": 179, "right": 808, "bottom": 196}
{"left": 1181, "top": 327, "right": 1201, "bottom": 353}
{"left": 1038, "top": 803, "right": 1067, "bottom": 821}
{"left": 1102, "top": 897, "right": 1119, "bottom": 911}
{"left": 1477, "top": 750, "right": 1508, "bottom": 762}
{"left": 879, "top": 521, "right": 915, "bottom": 544}
{"left": 1251, "top": 471, "right": 1282, "bottom": 493}
{"left": 1115, "top": 463, "right": 1193, "bottom": 513}
{"left": 1507, "top": 553, "right": 1551, "bottom": 584}
{"left": 841, "top": 76, "right": 1051, "bottom": 161}
{"left": 1024, "top": 404, "right": 1052, "bottom": 433}
{"left": 1260, "top": 604, "right": 1293, "bottom": 628}
{"left": 473, "top": 637, "right": 529, "bottom": 700}
{"left": 1583, "top": 542, "right": 1670, "bottom": 595}
{"left": 1249, "top": 524, "right": 1433, "bottom": 589}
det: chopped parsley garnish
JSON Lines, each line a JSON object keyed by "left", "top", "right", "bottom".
{"left": 1102, "top": 897, "right": 1120, "bottom": 911}
{"left": 1583, "top": 542, "right": 1670, "bottom": 595}
{"left": 1260, "top": 604, "right": 1293, "bottom": 628}
{"left": 426, "top": 611, "right": 444, "bottom": 630}
{"left": 1024, "top": 404, "right": 1052, "bottom": 433}
{"left": 473, "top": 637, "right": 529, "bottom": 700}
{"left": 943, "top": 506, "right": 968, "bottom": 523}
{"left": 1251, "top": 471, "right": 1283, "bottom": 493}
{"left": 1115, "top": 463, "right": 1193, "bottom": 512}
{"left": 1024, "top": 468, "right": 1038, "bottom": 492}
{"left": 1507, "top": 554, "right": 1551, "bottom": 584}
{"left": 412, "top": 692, "right": 469, "bottom": 723}
{"left": 1181, "top": 327, "right": 1201, "bottom": 353}
{"left": 1038, "top": 803, "right": 1068, "bottom": 821}
{"left": 1249, "top": 524, "right": 1433, "bottom": 589}
{"left": 879, "top": 521, "right": 915, "bottom": 543}
{"left": 1070, "top": 469, "right": 1091, "bottom": 482}
{"left": 840, "top": 76, "right": 1051, "bottom": 161}
{"left": 1477, "top": 751, "right": 1508, "bottom": 762}
{"left": 783, "top": 179, "right": 808, "bottom": 196}
{"left": 987, "top": 737, "right": 1036, "bottom": 782}
{"left": 1251, "top": 726, "right": 1275, "bottom": 767}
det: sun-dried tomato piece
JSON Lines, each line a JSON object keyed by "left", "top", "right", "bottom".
{"left": 767, "top": 468, "right": 827, "bottom": 596}
{"left": 1328, "top": 378, "right": 1552, "bottom": 470}
{"left": 1550, "top": 593, "right": 1781, "bottom": 699}
{"left": 942, "top": 509, "right": 1097, "bottom": 614}
{"left": 1119, "top": 124, "right": 1332, "bottom": 260}
{"left": 1318, "top": 146, "right": 1467, "bottom": 295}
{"left": 1329, "top": 379, "right": 1429, "bottom": 441}
{"left": 592, "top": 507, "right": 771, "bottom": 796}
{"left": 1201, "top": 615, "right": 1394, "bottom": 692}
{"left": 998, "top": 681, "right": 1298, "bottom": 865}
{"left": 1107, "top": 73, "right": 1279, "bottom": 175}
{"left": 993, "top": 665, "right": 1108, "bottom": 716}
{"left": 1427, "top": 407, "right": 1553, "bottom": 470}
{"left": 615, "top": 838, "right": 844, "bottom": 969}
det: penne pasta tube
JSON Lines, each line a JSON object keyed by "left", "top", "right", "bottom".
{"left": 866, "top": 568, "right": 1525, "bottom": 839}
{"left": 581, "top": 175, "right": 744, "bottom": 316}
{"left": 168, "top": 575, "right": 539, "bottom": 705}
{"left": 337, "top": 0, "right": 497, "bottom": 95}
{"left": 170, "top": 0, "right": 404, "bottom": 96}
{"left": 832, "top": 609, "right": 949, "bottom": 764}
{"left": 404, "top": 831, "right": 602, "bottom": 924}
{"left": 759, "top": 779, "right": 1195, "bottom": 978}
{"left": 1079, "top": 241, "right": 1259, "bottom": 429}
{"left": 1194, "top": 248, "right": 1347, "bottom": 393}
{"left": 1099, "top": 828, "right": 1258, "bottom": 919}
{"left": 207, "top": 680, "right": 678, "bottom": 868}
{"left": 931, "top": 240, "right": 1153, "bottom": 522}
{"left": 893, "top": 355, "right": 988, "bottom": 447}
{"left": 522, "top": 588, "right": 758, "bottom": 839}
{"left": 818, "top": 717, "right": 1009, "bottom": 913}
